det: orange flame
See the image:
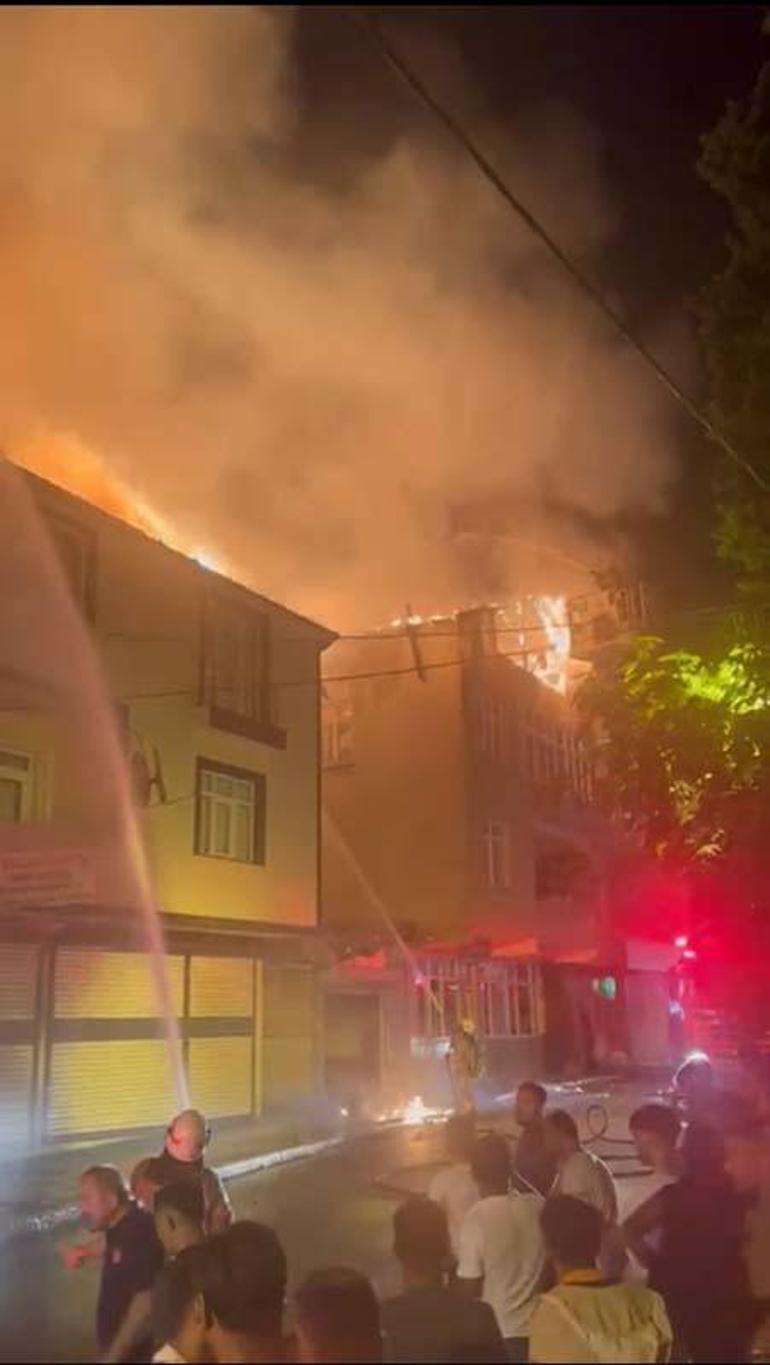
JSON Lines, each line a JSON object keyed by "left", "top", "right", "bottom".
{"left": 10, "top": 432, "right": 223, "bottom": 573}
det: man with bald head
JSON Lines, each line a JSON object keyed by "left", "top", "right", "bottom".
{"left": 155, "top": 1109, "right": 232, "bottom": 1236}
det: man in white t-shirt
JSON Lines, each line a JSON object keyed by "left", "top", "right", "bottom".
{"left": 544, "top": 1110, "right": 618, "bottom": 1222}
{"left": 544, "top": 1109, "right": 622, "bottom": 1278}
{"left": 458, "top": 1134, "right": 546, "bottom": 1362}
{"left": 428, "top": 1112, "right": 479, "bottom": 1256}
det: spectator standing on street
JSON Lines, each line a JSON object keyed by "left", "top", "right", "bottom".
{"left": 295, "top": 1267, "right": 383, "bottom": 1364}
{"left": 544, "top": 1111, "right": 617, "bottom": 1224}
{"left": 724, "top": 1118, "right": 770, "bottom": 1353}
{"left": 428, "top": 1113, "right": 479, "bottom": 1256}
{"left": 151, "top": 1245, "right": 209, "bottom": 1364}
{"left": 510, "top": 1083, "right": 557, "bottom": 1198}
{"left": 155, "top": 1109, "right": 232, "bottom": 1236}
{"left": 381, "top": 1196, "right": 506, "bottom": 1363}
{"left": 131, "top": 1158, "right": 166, "bottom": 1213}
{"left": 154, "top": 1182, "right": 205, "bottom": 1260}
{"left": 195, "top": 1220, "right": 288, "bottom": 1363}
{"left": 529, "top": 1195, "right": 672, "bottom": 1363}
{"left": 544, "top": 1110, "right": 622, "bottom": 1280}
{"left": 625, "top": 1121, "right": 754, "bottom": 1364}
{"left": 623, "top": 1105, "right": 681, "bottom": 1221}
{"left": 76, "top": 1164, "right": 164, "bottom": 1363}
{"left": 457, "top": 1134, "right": 546, "bottom": 1363}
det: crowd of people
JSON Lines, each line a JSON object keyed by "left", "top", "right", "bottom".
{"left": 61, "top": 1054, "right": 770, "bottom": 1364}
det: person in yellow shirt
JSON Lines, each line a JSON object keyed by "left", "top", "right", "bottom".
{"left": 529, "top": 1195, "right": 672, "bottom": 1364}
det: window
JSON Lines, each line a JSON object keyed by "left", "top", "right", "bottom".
{"left": 322, "top": 701, "right": 353, "bottom": 769}
{"left": 195, "top": 761, "right": 266, "bottom": 864}
{"left": 476, "top": 964, "right": 508, "bottom": 1035}
{"left": 0, "top": 749, "right": 32, "bottom": 822}
{"left": 46, "top": 514, "right": 95, "bottom": 616}
{"left": 203, "top": 593, "right": 268, "bottom": 727}
{"left": 413, "top": 957, "right": 542, "bottom": 1040}
{"left": 478, "top": 698, "right": 503, "bottom": 758}
{"left": 481, "top": 820, "right": 510, "bottom": 889}
{"left": 509, "top": 963, "right": 538, "bottom": 1036}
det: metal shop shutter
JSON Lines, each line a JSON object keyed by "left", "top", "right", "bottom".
{"left": 262, "top": 967, "right": 316, "bottom": 1107}
{"left": 47, "top": 1039, "right": 181, "bottom": 1134}
{"left": 54, "top": 947, "right": 184, "bottom": 1018}
{"left": 0, "top": 943, "right": 38, "bottom": 1143}
{"left": 187, "top": 957, "right": 255, "bottom": 1120}
{"left": 47, "top": 948, "right": 184, "bottom": 1137}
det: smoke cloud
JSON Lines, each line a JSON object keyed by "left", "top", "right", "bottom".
{"left": 0, "top": 6, "right": 676, "bottom": 628}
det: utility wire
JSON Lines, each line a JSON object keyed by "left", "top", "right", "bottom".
{"left": 111, "top": 599, "right": 770, "bottom": 700}
{"left": 353, "top": 9, "right": 770, "bottom": 495}
{"left": 115, "top": 643, "right": 569, "bottom": 703}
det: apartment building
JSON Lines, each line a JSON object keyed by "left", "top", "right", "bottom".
{"left": 321, "top": 603, "right": 630, "bottom": 1110}
{"left": 0, "top": 464, "right": 334, "bottom": 1145}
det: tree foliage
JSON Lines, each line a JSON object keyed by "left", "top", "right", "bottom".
{"left": 582, "top": 633, "right": 770, "bottom": 874}
{"left": 584, "top": 32, "right": 770, "bottom": 894}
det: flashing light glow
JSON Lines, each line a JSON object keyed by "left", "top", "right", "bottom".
{"left": 674, "top": 935, "right": 689, "bottom": 949}
{"left": 685, "top": 1049, "right": 710, "bottom": 1064}
{"left": 682, "top": 948, "right": 697, "bottom": 960}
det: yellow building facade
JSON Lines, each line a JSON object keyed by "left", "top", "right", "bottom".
{"left": 0, "top": 466, "right": 334, "bottom": 1145}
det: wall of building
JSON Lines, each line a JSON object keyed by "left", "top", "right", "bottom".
{"left": 322, "top": 630, "right": 468, "bottom": 944}
{"left": 0, "top": 470, "right": 331, "bottom": 1138}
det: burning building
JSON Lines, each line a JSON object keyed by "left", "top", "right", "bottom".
{"left": 0, "top": 462, "right": 334, "bottom": 1145}
{"left": 320, "top": 592, "right": 665, "bottom": 1109}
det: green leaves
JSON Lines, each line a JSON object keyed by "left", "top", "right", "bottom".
{"left": 581, "top": 633, "right": 770, "bottom": 868}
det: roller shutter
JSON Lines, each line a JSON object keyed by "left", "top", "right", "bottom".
{"left": 0, "top": 943, "right": 38, "bottom": 1143}
{"left": 46, "top": 948, "right": 184, "bottom": 1137}
{"left": 263, "top": 966, "right": 316, "bottom": 1106}
{"left": 187, "top": 957, "right": 255, "bottom": 1120}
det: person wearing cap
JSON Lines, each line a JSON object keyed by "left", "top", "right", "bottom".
{"left": 154, "top": 1109, "right": 232, "bottom": 1236}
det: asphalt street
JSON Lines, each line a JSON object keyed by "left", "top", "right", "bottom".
{"left": 0, "top": 1080, "right": 659, "bottom": 1363}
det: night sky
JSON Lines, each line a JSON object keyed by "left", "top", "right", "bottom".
{"left": 296, "top": 6, "right": 768, "bottom": 606}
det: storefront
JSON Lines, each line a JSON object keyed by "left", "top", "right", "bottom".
{"left": 0, "top": 908, "right": 320, "bottom": 1148}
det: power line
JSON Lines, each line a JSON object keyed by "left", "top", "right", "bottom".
{"left": 353, "top": 9, "right": 770, "bottom": 495}
{"left": 112, "top": 602, "right": 770, "bottom": 700}
{"left": 114, "top": 642, "right": 561, "bottom": 702}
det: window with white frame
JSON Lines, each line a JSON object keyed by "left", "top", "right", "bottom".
{"left": 195, "top": 761, "right": 265, "bottom": 864}
{"left": 413, "top": 957, "right": 541, "bottom": 1039}
{"left": 481, "top": 819, "right": 510, "bottom": 889}
{"left": 508, "top": 962, "right": 539, "bottom": 1035}
{"left": 0, "top": 749, "right": 32, "bottom": 822}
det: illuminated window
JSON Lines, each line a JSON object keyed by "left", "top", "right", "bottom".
{"left": 481, "top": 820, "right": 510, "bottom": 889}
{"left": 203, "top": 593, "right": 268, "bottom": 726}
{"left": 195, "top": 761, "right": 265, "bottom": 864}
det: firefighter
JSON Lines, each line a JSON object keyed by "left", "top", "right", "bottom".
{"left": 447, "top": 1019, "right": 481, "bottom": 1113}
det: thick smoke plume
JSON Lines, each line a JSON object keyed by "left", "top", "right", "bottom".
{"left": 0, "top": 7, "right": 675, "bottom": 627}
